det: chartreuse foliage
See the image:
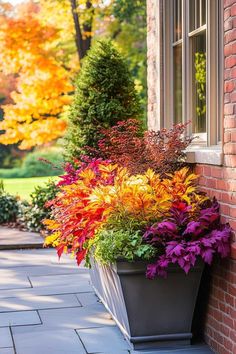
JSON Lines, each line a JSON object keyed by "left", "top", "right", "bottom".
{"left": 90, "top": 228, "right": 156, "bottom": 266}
{"left": 65, "top": 40, "right": 141, "bottom": 160}
{"left": 44, "top": 162, "right": 231, "bottom": 278}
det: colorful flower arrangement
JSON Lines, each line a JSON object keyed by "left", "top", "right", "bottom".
{"left": 44, "top": 161, "right": 231, "bottom": 278}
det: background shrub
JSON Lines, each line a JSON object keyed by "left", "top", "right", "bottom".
{"left": 0, "top": 148, "right": 64, "bottom": 178}
{"left": 21, "top": 149, "right": 64, "bottom": 177}
{"left": 0, "top": 181, "right": 19, "bottom": 224}
{"left": 65, "top": 40, "right": 142, "bottom": 160}
{"left": 20, "top": 180, "right": 58, "bottom": 232}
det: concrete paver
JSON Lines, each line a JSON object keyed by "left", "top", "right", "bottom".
{"left": 0, "top": 310, "right": 41, "bottom": 327}
{"left": 29, "top": 272, "right": 90, "bottom": 288}
{"left": 12, "top": 326, "right": 86, "bottom": 354}
{"left": 39, "top": 303, "right": 116, "bottom": 329}
{"left": 0, "top": 270, "right": 31, "bottom": 291}
{"left": 0, "top": 349, "right": 15, "bottom": 354}
{"left": 76, "top": 292, "right": 100, "bottom": 306}
{"left": 0, "top": 327, "right": 13, "bottom": 348}
{"left": 76, "top": 326, "right": 130, "bottom": 353}
{"left": 0, "top": 293, "right": 81, "bottom": 312}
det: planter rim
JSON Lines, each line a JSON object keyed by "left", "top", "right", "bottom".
{"left": 107, "top": 258, "right": 204, "bottom": 276}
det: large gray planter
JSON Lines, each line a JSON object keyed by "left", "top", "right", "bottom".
{"left": 90, "top": 259, "right": 204, "bottom": 350}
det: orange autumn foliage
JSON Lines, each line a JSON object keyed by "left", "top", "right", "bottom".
{"left": 0, "top": 2, "right": 74, "bottom": 149}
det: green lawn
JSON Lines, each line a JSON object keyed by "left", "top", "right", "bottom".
{"left": 1, "top": 176, "right": 59, "bottom": 200}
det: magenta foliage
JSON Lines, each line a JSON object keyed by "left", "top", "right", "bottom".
{"left": 58, "top": 156, "right": 113, "bottom": 186}
{"left": 144, "top": 199, "right": 231, "bottom": 279}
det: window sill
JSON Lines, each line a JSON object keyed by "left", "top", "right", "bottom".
{"left": 186, "top": 145, "right": 223, "bottom": 166}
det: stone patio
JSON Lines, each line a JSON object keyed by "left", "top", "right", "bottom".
{"left": 0, "top": 230, "right": 214, "bottom": 354}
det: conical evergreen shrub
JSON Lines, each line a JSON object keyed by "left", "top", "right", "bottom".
{"left": 65, "top": 40, "right": 142, "bottom": 159}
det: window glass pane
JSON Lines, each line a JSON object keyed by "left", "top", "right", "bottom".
{"left": 189, "top": 0, "right": 200, "bottom": 31}
{"left": 189, "top": 0, "right": 195, "bottom": 31}
{"left": 178, "top": 0, "right": 182, "bottom": 39}
{"left": 174, "top": 0, "right": 182, "bottom": 41}
{"left": 201, "top": 0, "right": 206, "bottom": 25}
{"left": 173, "top": 44, "right": 182, "bottom": 124}
{"left": 192, "top": 32, "right": 206, "bottom": 133}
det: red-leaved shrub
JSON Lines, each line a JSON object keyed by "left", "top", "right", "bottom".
{"left": 93, "top": 119, "right": 193, "bottom": 176}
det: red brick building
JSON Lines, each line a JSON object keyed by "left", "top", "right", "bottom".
{"left": 147, "top": 1, "right": 236, "bottom": 353}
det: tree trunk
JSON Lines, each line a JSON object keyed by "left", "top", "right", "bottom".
{"left": 70, "top": 0, "right": 93, "bottom": 62}
{"left": 82, "top": 1, "right": 93, "bottom": 54}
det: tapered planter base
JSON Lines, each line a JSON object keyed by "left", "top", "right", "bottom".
{"left": 90, "top": 259, "right": 204, "bottom": 350}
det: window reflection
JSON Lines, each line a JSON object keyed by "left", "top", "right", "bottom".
{"left": 174, "top": 0, "right": 182, "bottom": 41}
{"left": 174, "top": 44, "right": 182, "bottom": 124}
{"left": 189, "top": 0, "right": 206, "bottom": 31}
{"left": 192, "top": 33, "right": 206, "bottom": 133}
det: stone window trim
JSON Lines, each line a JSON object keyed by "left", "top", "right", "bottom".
{"left": 186, "top": 144, "right": 223, "bottom": 166}
{"left": 151, "top": 0, "right": 224, "bottom": 148}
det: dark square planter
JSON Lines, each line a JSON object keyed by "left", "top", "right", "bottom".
{"left": 90, "top": 259, "right": 204, "bottom": 350}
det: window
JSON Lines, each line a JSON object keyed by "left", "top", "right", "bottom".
{"left": 163, "top": 0, "right": 223, "bottom": 146}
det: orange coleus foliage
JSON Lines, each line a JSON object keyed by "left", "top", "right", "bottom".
{"left": 44, "top": 160, "right": 119, "bottom": 264}
{"left": 45, "top": 163, "right": 207, "bottom": 266}
{"left": 0, "top": 2, "right": 74, "bottom": 149}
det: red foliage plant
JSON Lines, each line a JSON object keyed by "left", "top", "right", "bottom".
{"left": 94, "top": 119, "right": 193, "bottom": 177}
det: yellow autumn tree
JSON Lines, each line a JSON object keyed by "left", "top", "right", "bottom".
{"left": 0, "top": 1, "right": 74, "bottom": 149}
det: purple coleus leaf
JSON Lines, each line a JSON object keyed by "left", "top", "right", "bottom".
{"left": 186, "top": 242, "right": 201, "bottom": 256}
{"left": 143, "top": 225, "right": 161, "bottom": 242}
{"left": 209, "top": 226, "right": 231, "bottom": 258}
{"left": 201, "top": 248, "right": 215, "bottom": 264}
{"left": 199, "top": 202, "right": 220, "bottom": 227}
{"left": 146, "top": 263, "right": 158, "bottom": 279}
{"left": 200, "top": 237, "right": 216, "bottom": 248}
{"left": 146, "top": 256, "right": 170, "bottom": 279}
{"left": 144, "top": 221, "right": 178, "bottom": 244}
{"left": 183, "top": 221, "right": 203, "bottom": 237}
{"left": 178, "top": 256, "right": 192, "bottom": 274}
{"left": 166, "top": 241, "right": 184, "bottom": 257}
{"left": 169, "top": 202, "right": 192, "bottom": 226}
{"left": 158, "top": 221, "right": 177, "bottom": 233}
{"left": 143, "top": 197, "right": 231, "bottom": 278}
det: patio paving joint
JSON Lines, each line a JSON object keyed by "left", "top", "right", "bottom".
{"left": 26, "top": 277, "right": 33, "bottom": 289}
{"left": 9, "top": 327, "right": 17, "bottom": 354}
{"left": 35, "top": 310, "right": 43, "bottom": 326}
{"left": 74, "top": 329, "right": 89, "bottom": 354}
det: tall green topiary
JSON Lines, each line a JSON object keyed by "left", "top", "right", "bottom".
{"left": 65, "top": 39, "right": 142, "bottom": 160}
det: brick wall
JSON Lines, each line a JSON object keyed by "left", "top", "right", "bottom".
{"left": 195, "top": 165, "right": 236, "bottom": 354}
